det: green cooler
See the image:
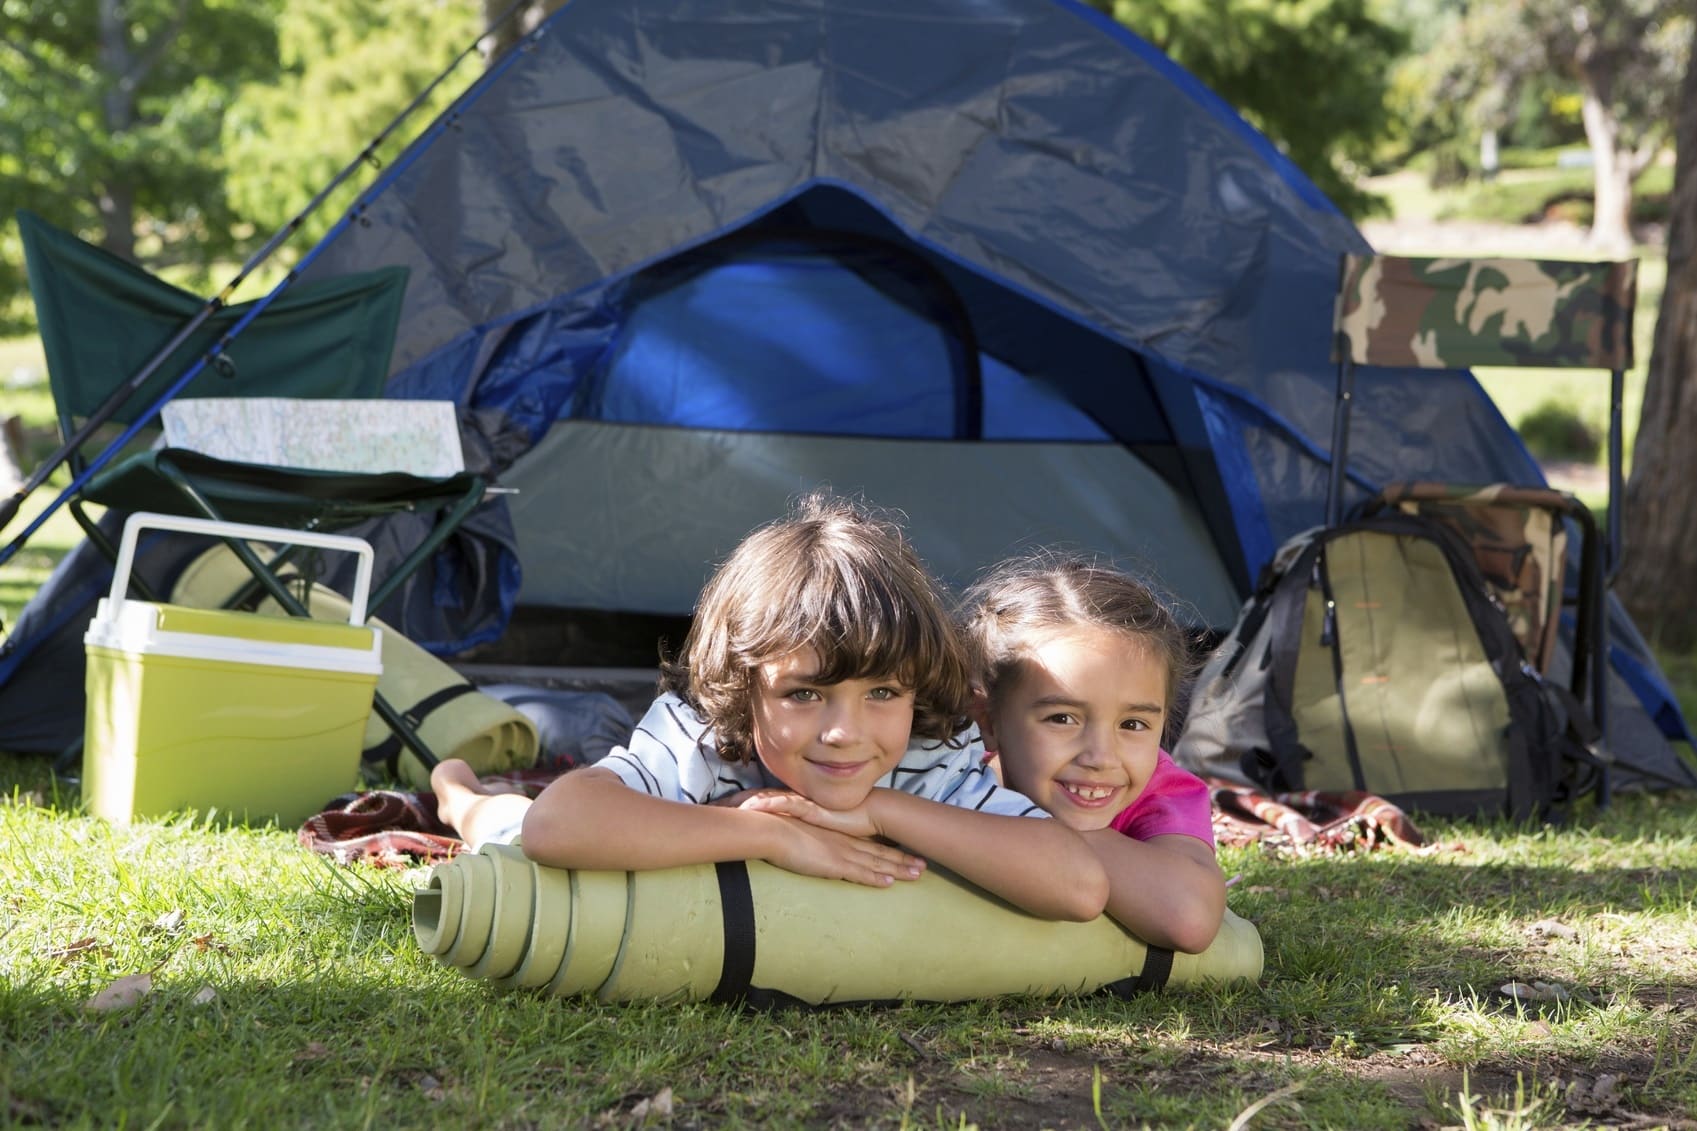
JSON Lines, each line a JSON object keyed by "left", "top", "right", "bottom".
{"left": 82, "top": 513, "right": 384, "bottom": 826}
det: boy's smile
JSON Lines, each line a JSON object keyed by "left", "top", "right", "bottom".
{"left": 978, "top": 625, "right": 1166, "bottom": 831}
{"left": 749, "top": 647, "right": 916, "bottom": 810}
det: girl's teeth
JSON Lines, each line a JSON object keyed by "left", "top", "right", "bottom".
{"left": 1065, "top": 784, "right": 1114, "bottom": 801}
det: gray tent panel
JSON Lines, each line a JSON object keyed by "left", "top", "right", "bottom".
{"left": 505, "top": 421, "right": 1241, "bottom": 625}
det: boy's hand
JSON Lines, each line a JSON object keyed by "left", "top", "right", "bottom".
{"left": 739, "top": 790, "right": 879, "bottom": 839}
{"left": 763, "top": 816, "right": 926, "bottom": 887}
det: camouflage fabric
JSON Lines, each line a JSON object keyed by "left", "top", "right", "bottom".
{"left": 1374, "top": 482, "right": 1574, "bottom": 673}
{"left": 1335, "top": 255, "right": 1637, "bottom": 370}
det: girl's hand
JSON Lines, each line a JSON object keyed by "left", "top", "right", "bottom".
{"left": 740, "top": 790, "right": 880, "bottom": 839}
{"left": 708, "top": 788, "right": 778, "bottom": 808}
{"left": 763, "top": 816, "right": 926, "bottom": 887}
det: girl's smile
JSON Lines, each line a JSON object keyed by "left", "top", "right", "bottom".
{"left": 978, "top": 625, "right": 1167, "bottom": 831}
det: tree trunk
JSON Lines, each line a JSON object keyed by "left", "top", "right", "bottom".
{"left": 1618, "top": 23, "right": 1697, "bottom": 651}
{"left": 1580, "top": 85, "right": 1635, "bottom": 253}
{"left": 95, "top": 0, "right": 136, "bottom": 260}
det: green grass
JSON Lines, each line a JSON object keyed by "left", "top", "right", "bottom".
{"left": 3, "top": 771, "right": 1696, "bottom": 1128}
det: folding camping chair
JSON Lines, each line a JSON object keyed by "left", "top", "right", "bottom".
{"left": 1328, "top": 253, "right": 1638, "bottom": 756}
{"left": 19, "top": 210, "right": 489, "bottom": 777}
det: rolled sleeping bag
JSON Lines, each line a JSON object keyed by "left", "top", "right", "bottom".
{"left": 413, "top": 843, "right": 1263, "bottom": 1005}
{"left": 170, "top": 544, "right": 539, "bottom": 786}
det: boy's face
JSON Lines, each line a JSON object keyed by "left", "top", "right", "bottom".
{"left": 977, "top": 625, "right": 1166, "bottom": 831}
{"left": 749, "top": 647, "right": 915, "bottom": 810}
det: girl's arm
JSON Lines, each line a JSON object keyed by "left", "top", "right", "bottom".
{"left": 518, "top": 767, "right": 925, "bottom": 887}
{"left": 1082, "top": 830, "right": 1226, "bottom": 953}
{"left": 743, "top": 790, "right": 1108, "bottom": 921}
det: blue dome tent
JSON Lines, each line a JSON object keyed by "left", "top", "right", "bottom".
{"left": 3, "top": 0, "right": 1690, "bottom": 780}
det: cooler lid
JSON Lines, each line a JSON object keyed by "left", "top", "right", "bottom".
{"left": 85, "top": 599, "right": 383, "bottom": 677}
{"left": 151, "top": 603, "right": 374, "bottom": 651}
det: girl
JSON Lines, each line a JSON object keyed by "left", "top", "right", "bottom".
{"left": 956, "top": 551, "right": 1227, "bottom": 953}
{"left": 433, "top": 493, "right": 1107, "bottom": 922}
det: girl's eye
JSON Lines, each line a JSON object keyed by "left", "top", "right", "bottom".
{"left": 1122, "top": 718, "right": 1150, "bottom": 732}
{"left": 1043, "top": 712, "right": 1077, "bottom": 726}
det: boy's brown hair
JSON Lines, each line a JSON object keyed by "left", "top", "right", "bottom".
{"left": 957, "top": 551, "right": 1193, "bottom": 741}
{"left": 660, "top": 491, "right": 971, "bottom": 763}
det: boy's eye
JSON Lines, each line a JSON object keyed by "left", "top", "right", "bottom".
{"left": 786, "top": 688, "right": 821, "bottom": 702}
{"left": 867, "top": 685, "right": 909, "bottom": 701}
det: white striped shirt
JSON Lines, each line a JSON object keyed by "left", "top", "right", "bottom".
{"left": 599, "top": 692, "right": 1047, "bottom": 818}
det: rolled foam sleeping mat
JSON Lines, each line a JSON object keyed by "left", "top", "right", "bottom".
{"left": 413, "top": 843, "right": 1263, "bottom": 1005}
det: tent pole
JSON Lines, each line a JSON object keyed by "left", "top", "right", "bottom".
{"left": 1605, "top": 366, "right": 1625, "bottom": 585}
{"left": 1325, "top": 345, "right": 1355, "bottom": 528}
{"left": 0, "top": 0, "right": 531, "bottom": 564}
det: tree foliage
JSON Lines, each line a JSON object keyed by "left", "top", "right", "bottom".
{"left": 1090, "top": 0, "right": 1408, "bottom": 217}
{"left": 0, "top": 0, "right": 282, "bottom": 330}
{"left": 221, "top": 0, "right": 482, "bottom": 269}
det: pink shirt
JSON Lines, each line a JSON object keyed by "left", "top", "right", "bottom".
{"left": 1109, "top": 750, "right": 1216, "bottom": 849}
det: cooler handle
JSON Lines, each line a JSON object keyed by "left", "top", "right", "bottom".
{"left": 110, "top": 511, "right": 376, "bottom": 626}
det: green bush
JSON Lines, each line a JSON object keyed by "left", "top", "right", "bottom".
{"left": 1517, "top": 401, "right": 1600, "bottom": 463}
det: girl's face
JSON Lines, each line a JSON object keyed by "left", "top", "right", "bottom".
{"left": 749, "top": 647, "right": 916, "bottom": 810}
{"left": 978, "top": 625, "right": 1167, "bottom": 831}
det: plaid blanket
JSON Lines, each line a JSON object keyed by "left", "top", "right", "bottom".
{"left": 1208, "top": 777, "right": 1429, "bottom": 854}
{"left": 301, "top": 770, "right": 1430, "bottom": 866}
{"left": 298, "top": 769, "right": 562, "bottom": 867}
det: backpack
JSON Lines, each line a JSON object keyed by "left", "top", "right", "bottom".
{"left": 1174, "top": 511, "right": 1605, "bottom": 821}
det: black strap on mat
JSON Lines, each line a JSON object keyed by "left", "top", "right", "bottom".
{"left": 710, "top": 860, "right": 757, "bottom": 1004}
{"left": 1104, "top": 946, "right": 1175, "bottom": 997}
{"left": 362, "top": 681, "right": 481, "bottom": 775}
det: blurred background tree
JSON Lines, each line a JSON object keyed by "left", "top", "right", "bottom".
{"left": 221, "top": 0, "right": 482, "bottom": 264}
{"left": 0, "top": 0, "right": 1688, "bottom": 306}
{"left": 0, "top": 0, "right": 282, "bottom": 331}
{"left": 1390, "top": 0, "right": 1689, "bottom": 250}
{"left": 1089, "top": 0, "right": 1408, "bottom": 218}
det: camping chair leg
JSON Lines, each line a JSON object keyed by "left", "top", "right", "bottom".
{"left": 370, "top": 693, "right": 440, "bottom": 776}
{"left": 73, "top": 501, "right": 161, "bottom": 603}
{"left": 1561, "top": 499, "right": 1612, "bottom": 807}
{"left": 366, "top": 475, "right": 488, "bottom": 612}
{"left": 1606, "top": 367, "right": 1625, "bottom": 584}
{"left": 52, "top": 734, "right": 84, "bottom": 783}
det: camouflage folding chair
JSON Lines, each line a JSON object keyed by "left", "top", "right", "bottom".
{"left": 1329, "top": 254, "right": 1638, "bottom": 749}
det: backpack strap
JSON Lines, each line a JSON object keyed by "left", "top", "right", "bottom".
{"left": 1256, "top": 535, "right": 1332, "bottom": 791}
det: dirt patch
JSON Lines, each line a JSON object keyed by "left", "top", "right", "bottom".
{"left": 797, "top": 1024, "right": 1697, "bottom": 1130}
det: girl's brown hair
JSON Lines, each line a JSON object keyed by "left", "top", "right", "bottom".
{"left": 957, "top": 551, "right": 1194, "bottom": 742}
{"left": 660, "top": 492, "right": 971, "bottom": 763}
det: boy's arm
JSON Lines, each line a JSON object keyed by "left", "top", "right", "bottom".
{"left": 519, "top": 768, "right": 925, "bottom": 887}
{"left": 1082, "top": 830, "right": 1226, "bottom": 953}
{"left": 743, "top": 789, "right": 1108, "bottom": 921}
